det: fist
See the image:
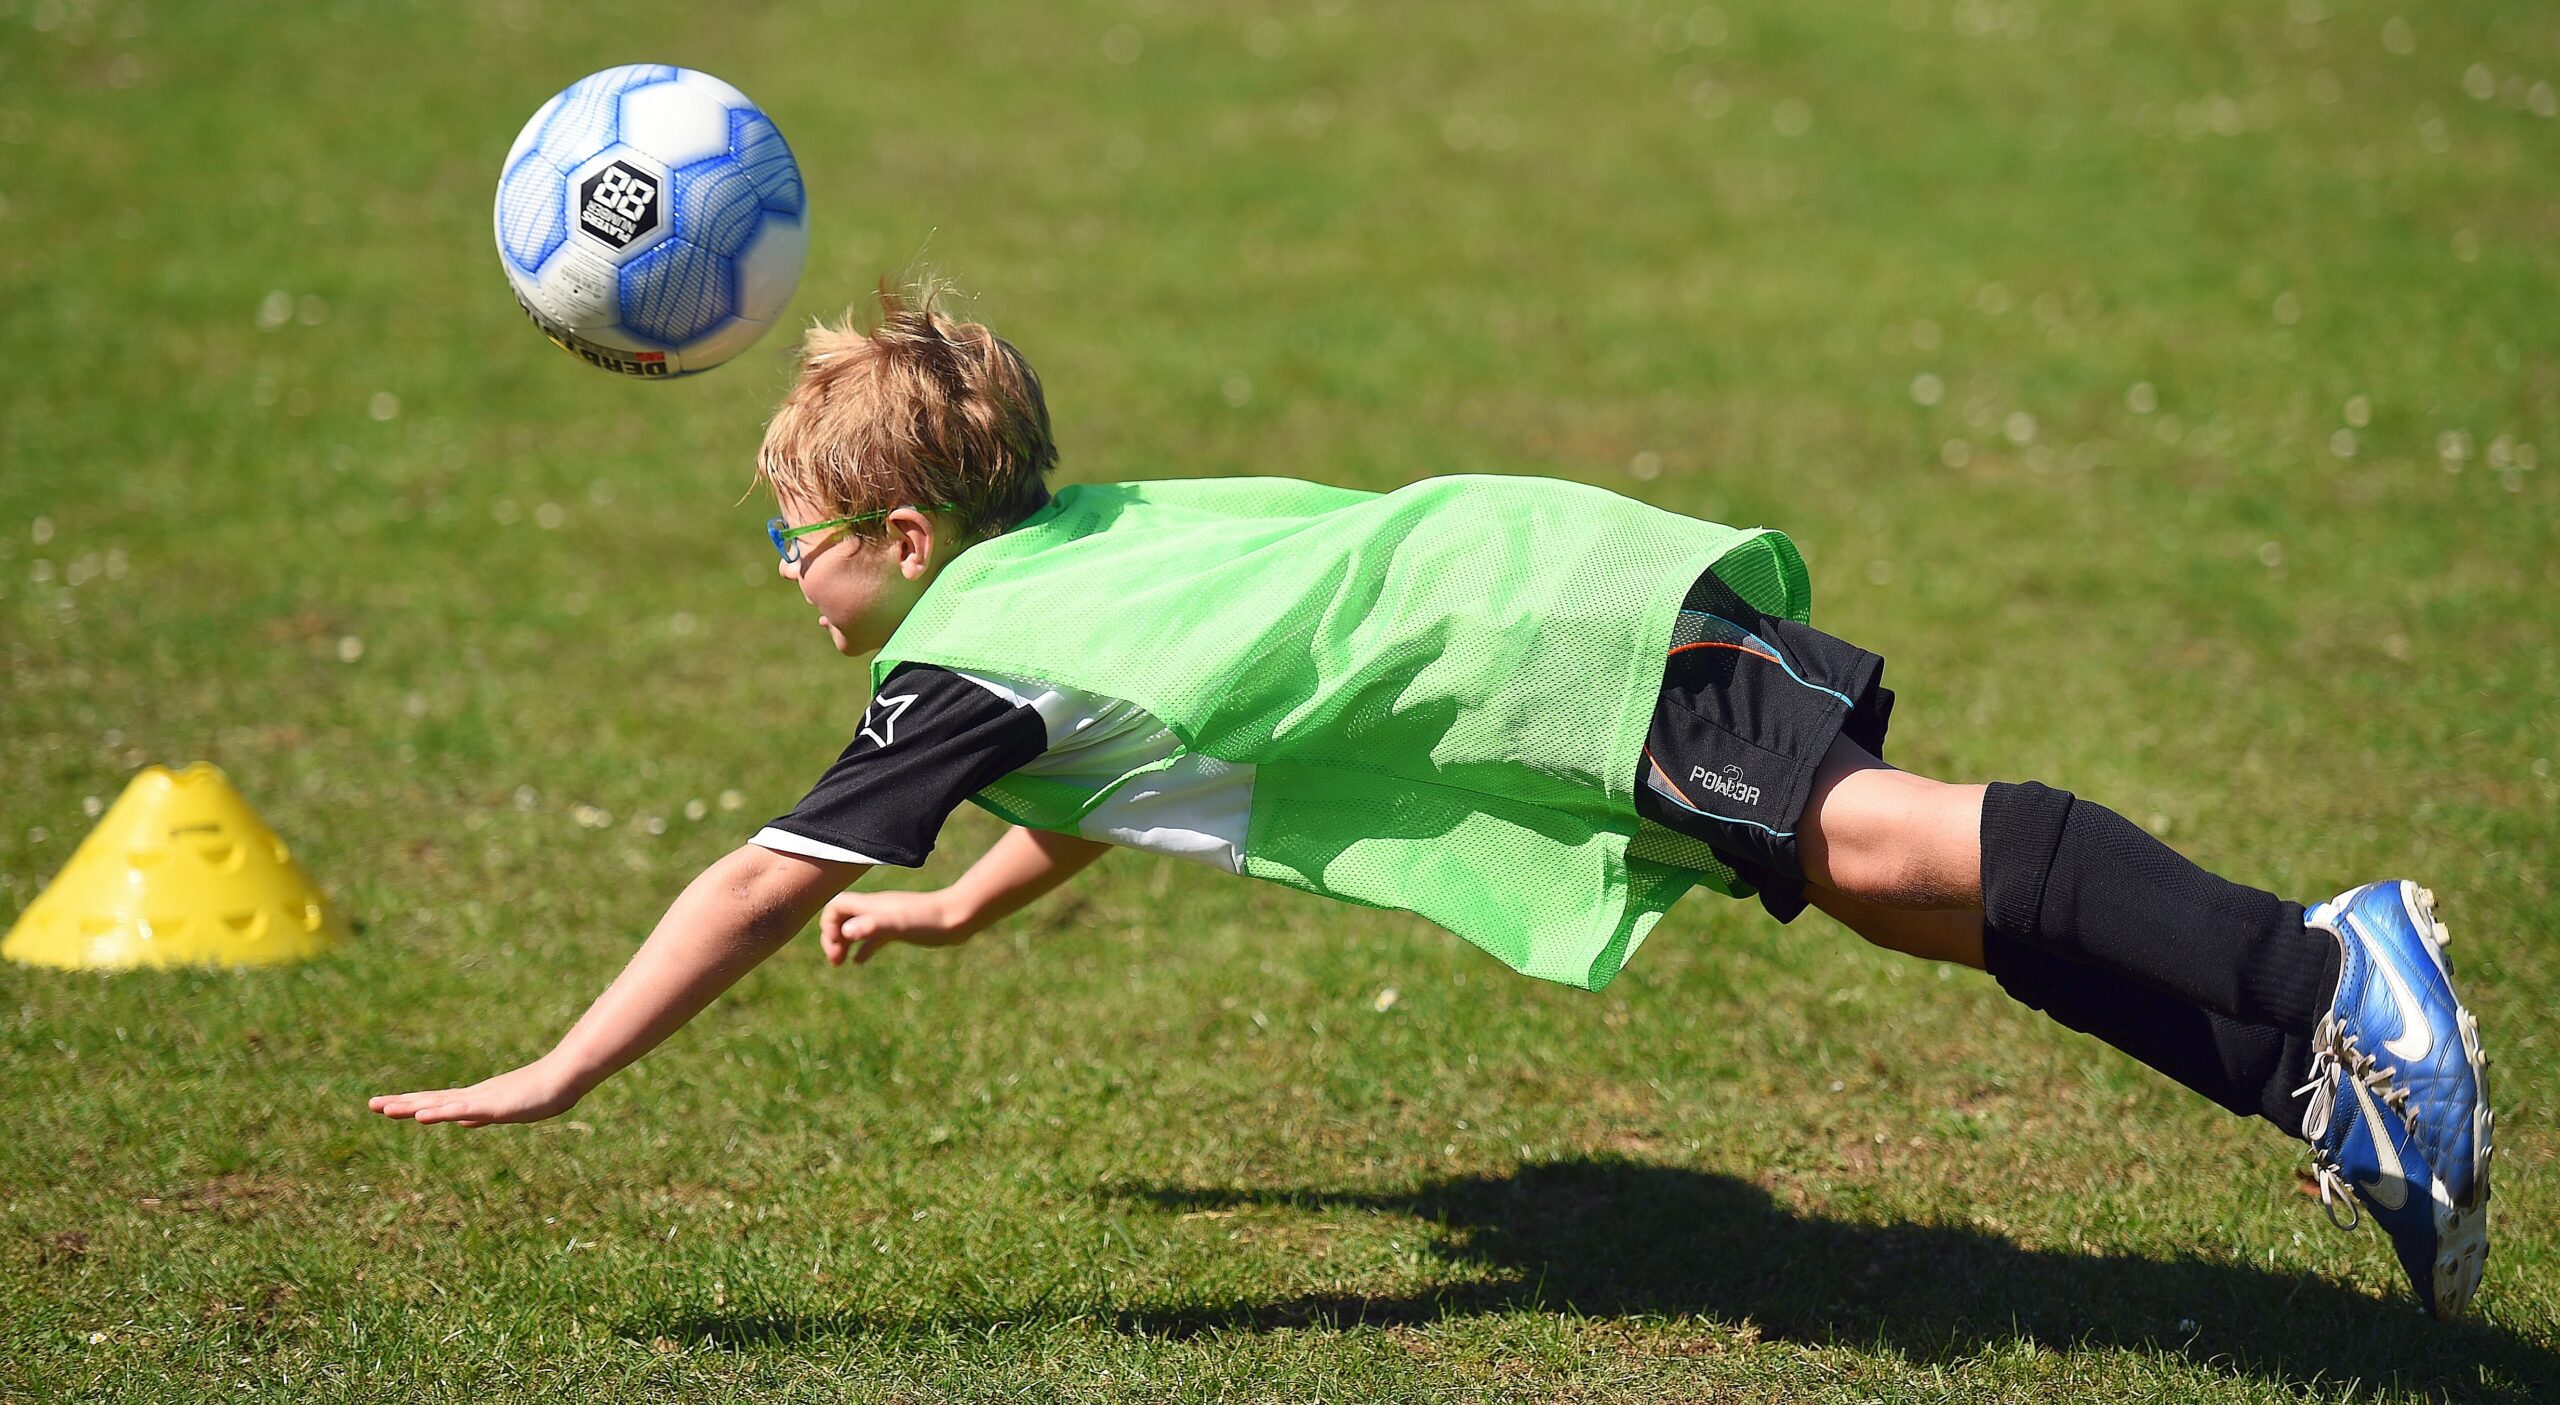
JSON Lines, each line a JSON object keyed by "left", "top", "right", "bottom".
{"left": 820, "top": 888, "right": 971, "bottom": 967}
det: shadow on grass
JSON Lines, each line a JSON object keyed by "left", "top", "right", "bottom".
{"left": 650, "top": 1158, "right": 2555, "bottom": 1398}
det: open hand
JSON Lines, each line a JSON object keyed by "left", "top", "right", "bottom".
{"left": 369, "top": 1060, "right": 582, "bottom": 1128}
{"left": 820, "top": 887, "right": 974, "bottom": 966}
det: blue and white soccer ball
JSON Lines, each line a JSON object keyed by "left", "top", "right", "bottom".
{"left": 495, "top": 65, "right": 808, "bottom": 378}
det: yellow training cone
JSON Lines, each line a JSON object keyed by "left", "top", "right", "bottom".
{"left": 2, "top": 763, "right": 349, "bottom": 970}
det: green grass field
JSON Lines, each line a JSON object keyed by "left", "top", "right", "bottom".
{"left": 4, "top": 1, "right": 2555, "bottom": 1398}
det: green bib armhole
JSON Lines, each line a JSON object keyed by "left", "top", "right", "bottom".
{"left": 1706, "top": 529, "right": 1814, "bottom": 624}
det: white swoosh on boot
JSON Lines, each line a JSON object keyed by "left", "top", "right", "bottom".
{"left": 2352, "top": 917, "right": 2435, "bottom": 1064}
{"left": 2350, "top": 1077, "right": 2411, "bottom": 1212}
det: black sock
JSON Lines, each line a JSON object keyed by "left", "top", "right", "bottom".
{"left": 1979, "top": 781, "right": 2342, "bottom": 1033}
{"left": 1983, "top": 926, "right": 2320, "bottom": 1138}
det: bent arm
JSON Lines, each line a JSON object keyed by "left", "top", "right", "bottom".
{"left": 372, "top": 843, "right": 858, "bottom": 1125}
{"left": 945, "top": 825, "right": 1112, "bottom": 937}
{"left": 817, "top": 825, "right": 1112, "bottom": 966}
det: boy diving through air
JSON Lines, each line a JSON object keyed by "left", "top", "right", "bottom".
{"left": 371, "top": 284, "right": 2494, "bottom": 1321}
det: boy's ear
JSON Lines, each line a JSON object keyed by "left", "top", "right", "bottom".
{"left": 886, "top": 506, "right": 938, "bottom": 579}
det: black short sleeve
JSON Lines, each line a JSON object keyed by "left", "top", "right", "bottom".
{"left": 758, "top": 662, "right": 1049, "bottom": 867}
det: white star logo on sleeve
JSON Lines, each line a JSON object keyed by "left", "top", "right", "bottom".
{"left": 858, "top": 692, "right": 917, "bottom": 749}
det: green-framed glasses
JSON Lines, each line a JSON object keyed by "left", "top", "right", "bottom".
{"left": 765, "top": 503, "right": 958, "bottom": 564}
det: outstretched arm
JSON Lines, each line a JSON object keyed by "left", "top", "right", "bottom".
{"left": 370, "top": 843, "right": 859, "bottom": 1127}
{"left": 820, "top": 825, "right": 1110, "bottom": 966}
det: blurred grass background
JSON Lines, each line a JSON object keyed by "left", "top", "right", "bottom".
{"left": 1, "top": 0, "right": 2554, "bottom": 1399}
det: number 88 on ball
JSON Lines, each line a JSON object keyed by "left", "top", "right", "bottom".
{"left": 494, "top": 65, "right": 808, "bottom": 378}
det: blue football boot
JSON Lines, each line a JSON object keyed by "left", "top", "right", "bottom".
{"left": 2298, "top": 1041, "right": 2473, "bottom": 1318}
{"left": 2301, "top": 880, "right": 2492, "bottom": 1320}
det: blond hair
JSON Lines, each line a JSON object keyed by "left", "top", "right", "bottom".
{"left": 756, "top": 278, "right": 1056, "bottom": 541}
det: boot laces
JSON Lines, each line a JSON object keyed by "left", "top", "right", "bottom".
{"left": 2297, "top": 1013, "right": 2411, "bottom": 1231}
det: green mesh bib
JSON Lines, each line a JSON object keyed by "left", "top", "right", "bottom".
{"left": 874, "top": 475, "right": 1810, "bottom": 990}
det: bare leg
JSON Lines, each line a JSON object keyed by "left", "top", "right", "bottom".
{"left": 1803, "top": 883, "right": 1985, "bottom": 969}
{"left": 1794, "top": 734, "right": 1986, "bottom": 910}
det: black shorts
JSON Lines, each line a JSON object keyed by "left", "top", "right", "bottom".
{"left": 1633, "top": 567, "right": 1894, "bottom": 923}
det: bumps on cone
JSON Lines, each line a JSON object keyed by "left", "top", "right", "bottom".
{"left": 3, "top": 763, "right": 348, "bottom": 970}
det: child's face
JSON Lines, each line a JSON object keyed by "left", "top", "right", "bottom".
{"left": 774, "top": 500, "right": 942, "bottom": 657}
